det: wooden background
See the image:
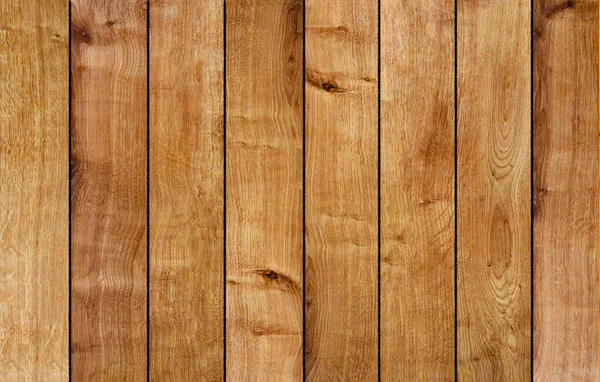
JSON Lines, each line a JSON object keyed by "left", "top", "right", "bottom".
{"left": 0, "top": 0, "right": 598, "bottom": 380}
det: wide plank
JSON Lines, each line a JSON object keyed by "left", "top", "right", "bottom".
{"left": 380, "top": 0, "right": 455, "bottom": 379}
{"left": 305, "top": 0, "right": 379, "bottom": 379}
{"left": 225, "top": 0, "right": 304, "bottom": 380}
{"left": 0, "top": 1, "right": 69, "bottom": 379}
{"left": 457, "top": 0, "right": 531, "bottom": 379}
{"left": 70, "top": 0, "right": 147, "bottom": 379}
{"left": 149, "top": 0, "right": 224, "bottom": 380}
{"left": 533, "top": 0, "right": 599, "bottom": 379}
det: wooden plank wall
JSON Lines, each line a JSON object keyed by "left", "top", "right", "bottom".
{"left": 0, "top": 0, "right": 598, "bottom": 380}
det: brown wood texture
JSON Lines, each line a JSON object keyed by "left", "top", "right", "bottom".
{"left": 0, "top": 1, "right": 69, "bottom": 379}
{"left": 457, "top": 0, "right": 532, "bottom": 379}
{"left": 305, "top": 0, "right": 378, "bottom": 379}
{"left": 149, "top": 1, "right": 224, "bottom": 380}
{"left": 533, "top": 0, "right": 599, "bottom": 379}
{"left": 225, "top": 0, "right": 303, "bottom": 380}
{"left": 380, "top": 0, "right": 455, "bottom": 380}
{"left": 70, "top": 0, "right": 147, "bottom": 379}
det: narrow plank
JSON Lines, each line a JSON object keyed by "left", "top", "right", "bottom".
{"left": 457, "top": 0, "right": 531, "bottom": 379}
{"left": 533, "top": 0, "right": 599, "bottom": 379}
{"left": 149, "top": 0, "right": 224, "bottom": 379}
{"left": 70, "top": 0, "right": 147, "bottom": 379}
{"left": 225, "top": 0, "right": 303, "bottom": 380}
{"left": 304, "top": 0, "right": 378, "bottom": 379}
{"left": 0, "top": 1, "right": 69, "bottom": 379}
{"left": 380, "top": 0, "right": 454, "bottom": 379}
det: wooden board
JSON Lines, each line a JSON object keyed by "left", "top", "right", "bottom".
{"left": 380, "top": 0, "right": 455, "bottom": 380}
{"left": 225, "top": 0, "right": 303, "bottom": 380}
{"left": 0, "top": 1, "right": 69, "bottom": 379}
{"left": 149, "top": 1, "right": 224, "bottom": 380}
{"left": 70, "top": 0, "right": 147, "bottom": 379}
{"left": 533, "top": 0, "right": 599, "bottom": 379}
{"left": 304, "top": 0, "right": 378, "bottom": 379}
{"left": 457, "top": 0, "right": 531, "bottom": 379}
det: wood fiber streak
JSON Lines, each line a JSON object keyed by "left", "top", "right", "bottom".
{"left": 149, "top": 0, "right": 224, "bottom": 380}
{"left": 533, "top": 0, "right": 599, "bottom": 379}
{"left": 305, "top": 0, "right": 378, "bottom": 380}
{"left": 226, "top": 0, "right": 303, "bottom": 380}
{"left": 457, "top": 0, "right": 531, "bottom": 380}
{"left": 70, "top": 1, "right": 147, "bottom": 380}
{"left": 380, "top": 0, "right": 454, "bottom": 380}
{"left": 0, "top": 1, "right": 68, "bottom": 379}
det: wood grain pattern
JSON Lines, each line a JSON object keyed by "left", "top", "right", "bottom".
{"left": 225, "top": 0, "right": 303, "bottom": 380}
{"left": 533, "top": 0, "right": 599, "bottom": 379}
{"left": 70, "top": 0, "right": 147, "bottom": 379}
{"left": 380, "top": 0, "right": 455, "bottom": 380}
{"left": 0, "top": 1, "right": 69, "bottom": 379}
{"left": 457, "top": 0, "right": 531, "bottom": 379}
{"left": 305, "top": 0, "right": 378, "bottom": 379}
{"left": 149, "top": 1, "right": 224, "bottom": 380}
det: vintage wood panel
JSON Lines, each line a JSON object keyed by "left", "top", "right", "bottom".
{"left": 149, "top": 0, "right": 224, "bottom": 380}
{"left": 380, "top": 0, "right": 455, "bottom": 380}
{"left": 0, "top": 1, "right": 69, "bottom": 379}
{"left": 304, "top": 0, "right": 378, "bottom": 379}
{"left": 70, "top": 0, "right": 147, "bottom": 379}
{"left": 533, "top": 0, "right": 599, "bottom": 379}
{"left": 457, "top": 0, "right": 531, "bottom": 379}
{"left": 225, "top": 0, "right": 304, "bottom": 380}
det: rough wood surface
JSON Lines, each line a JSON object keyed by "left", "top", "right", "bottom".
{"left": 0, "top": 1, "right": 69, "bottom": 379}
{"left": 149, "top": 0, "right": 224, "bottom": 380}
{"left": 305, "top": 0, "right": 379, "bottom": 379}
{"left": 380, "top": 0, "right": 455, "bottom": 380}
{"left": 225, "top": 0, "right": 304, "bottom": 380}
{"left": 70, "top": 0, "right": 147, "bottom": 379}
{"left": 533, "top": 0, "right": 599, "bottom": 379}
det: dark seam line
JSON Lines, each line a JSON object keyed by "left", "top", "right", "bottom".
{"left": 302, "top": 0, "right": 307, "bottom": 380}
{"left": 68, "top": 1, "right": 72, "bottom": 381}
{"left": 530, "top": 0, "right": 534, "bottom": 379}
{"left": 454, "top": 0, "right": 458, "bottom": 379}
{"left": 146, "top": 2, "right": 151, "bottom": 381}
{"left": 223, "top": 1, "right": 228, "bottom": 381}
{"left": 377, "top": 0, "right": 382, "bottom": 380}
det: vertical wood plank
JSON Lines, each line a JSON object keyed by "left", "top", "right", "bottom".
{"left": 226, "top": 0, "right": 303, "bottom": 380}
{"left": 457, "top": 0, "right": 531, "bottom": 379}
{"left": 304, "top": 0, "right": 378, "bottom": 379}
{"left": 70, "top": 1, "right": 147, "bottom": 379}
{"left": 149, "top": 0, "right": 224, "bottom": 380}
{"left": 380, "top": 0, "right": 455, "bottom": 379}
{"left": 533, "top": 0, "right": 599, "bottom": 379}
{"left": 0, "top": 1, "right": 69, "bottom": 379}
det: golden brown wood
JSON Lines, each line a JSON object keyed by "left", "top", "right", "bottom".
{"left": 70, "top": 1, "right": 147, "bottom": 379}
{"left": 533, "top": 0, "right": 599, "bottom": 379}
{"left": 305, "top": 0, "right": 378, "bottom": 379}
{"left": 380, "top": 0, "right": 455, "bottom": 379}
{"left": 149, "top": 1, "right": 224, "bottom": 380}
{"left": 457, "top": 0, "right": 531, "bottom": 379}
{"left": 225, "top": 0, "right": 303, "bottom": 380}
{"left": 0, "top": 1, "right": 69, "bottom": 379}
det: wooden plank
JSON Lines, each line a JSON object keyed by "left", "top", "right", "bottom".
{"left": 0, "top": 1, "right": 69, "bottom": 379}
{"left": 380, "top": 0, "right": 454, "bottom": 379}
{"left": 304, "top": 0, "right": 378, "bottom": 379}
{"left": 533, "top": 0, "right": 599, "bottom": 379}
{"left": 149, "top": 0, "right": 224, "bottom": 380}
{"left": 457, "top": 0, "right": 531, "bottom": 379}
{"left": 225, "top": 0, "right": 303, "bottom": 380}
{"left": 70, "top": 1, "right": 147, "bottom": 379}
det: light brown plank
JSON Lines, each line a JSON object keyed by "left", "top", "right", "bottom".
{"left": 149, "top": 0, "right": 224, "bottom": 380}
{"left": 533, "top": 0, "right": 599, "bottom": 379}
{"left": 305, "top": 0, "right": 378, "bottom": 379}
{"left": 225, "top": 0, "right": 303, "bottom": 380}
{"left": 0, "top": 1, "right": 69, "bottom": 379}
{"left": 457, "top": 0, "right": 531, "bottom": 379}
{"left": 380, "top": 0, "right": 455, "bottom": 379}
{"left": 70, "top": 0, "right": 147, "bottom": 379}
